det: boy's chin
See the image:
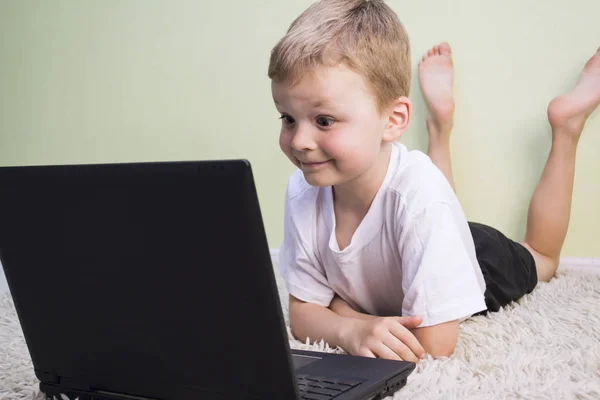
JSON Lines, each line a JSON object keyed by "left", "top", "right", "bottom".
{"left": 302, "top": 171, "right": 341, "bottom": 187}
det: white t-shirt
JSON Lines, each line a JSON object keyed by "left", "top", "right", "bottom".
{"left": 279, "top": 141, "right": 487, "bottom": 328}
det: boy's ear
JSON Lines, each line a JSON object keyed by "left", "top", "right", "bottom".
{"left": 382, "top": 97, "right": 411, "bottom": 142}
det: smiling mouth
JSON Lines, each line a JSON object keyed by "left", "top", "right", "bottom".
{"left": 303, "top": 161, "right": 328, "bottom": 165}
{"left": 299, "top": 160, "right": 331, "bottom": 169}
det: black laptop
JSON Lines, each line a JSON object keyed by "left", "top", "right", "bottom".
{"left": 0, "top": 160, "right": 415, "bottom": 400}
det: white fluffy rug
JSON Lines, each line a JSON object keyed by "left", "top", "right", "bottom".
{"left": 2, "top": 268, "right": 600, "bottom": 400}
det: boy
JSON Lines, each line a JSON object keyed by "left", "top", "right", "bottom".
{"left": 268, "top": 0, "right": 600, "bottom": 361}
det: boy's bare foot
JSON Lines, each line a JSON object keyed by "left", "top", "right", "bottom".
{"left": 548, "top": 47, "right": 600, "bottom": 141}
{"left": 418, "top": 42, "right": 455, "bottom": 143}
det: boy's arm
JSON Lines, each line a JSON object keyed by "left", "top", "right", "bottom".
{"left": 411, "top": 321, "right": 459, "bottom": 357}
{"left": 289, "top": 294, "right": 356, "bottom": 348}
{"left": 328, "top": 294, "right": 377, "bottom": 321}
{"left": 290, "top": 295, "right": 425, "bottom": 362}
{"left": 330, "top": 295, "right": 458, "bottom": 357}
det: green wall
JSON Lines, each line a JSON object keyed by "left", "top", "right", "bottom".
{"left": 1, "top": 1, "right": 599, "bottom": 256}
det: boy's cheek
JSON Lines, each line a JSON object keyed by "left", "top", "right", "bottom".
{"left": 278, "top": 133, "right": 290, "bottom": 155}
{"left": 279, "top": 136, "right": 299, "bottom": 166}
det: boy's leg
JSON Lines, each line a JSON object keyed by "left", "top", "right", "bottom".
{"left": 522, "top": 47, "right": 600, "bottom": 282}
{"left": 418, "top": 42, "right": 456, "bottom": 191}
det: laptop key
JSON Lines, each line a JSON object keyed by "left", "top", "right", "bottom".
{"left": 302, "top": 393, "right": 333, "bottom": 400}
{"left": 307, "top": 387, "right": 342, "bottom": 396}
{"left": 297, "top": 374, "right": 362, "bottom": 398}
{"left": 335, "top": 378, "right": 364, "bottom": 387}
{"left": 298, "top": 384, "right": 308, "bottom": 393}
{"left": 320, "top": 383, "right": 348, "bottom": 392}
{"left": 310, "top": 375, "right": 330, "bottom": 382}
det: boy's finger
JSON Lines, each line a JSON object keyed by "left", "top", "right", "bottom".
{"left": 394, "top": 315, "right": 422, "bottom": 329}
{"left": 372, "top": 342, "right": 403, "bottom": 361}
{"left": 382, "top": 333, "right": 419, "bottom": 362}
{"left": 389, "top": 322, "right": 425, "bottom": 359}
{"left": 357, "top": 347, "right": 377, "bottom": 358}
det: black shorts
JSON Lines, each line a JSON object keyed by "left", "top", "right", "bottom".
{"left": 469, "top": 222, "right": 538, "bottom": 314}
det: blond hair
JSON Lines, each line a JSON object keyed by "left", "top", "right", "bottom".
{"left": 268, "top": 0, "right": 411, "bottom": 112}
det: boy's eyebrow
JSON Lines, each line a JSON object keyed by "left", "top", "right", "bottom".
{"left": 312, "top": 99, "right": 336, "bottom": 108}
{"left": 273, "top": 99, "right": 336, "bottom": 109}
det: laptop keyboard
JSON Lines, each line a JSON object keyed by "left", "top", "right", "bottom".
{"left": 296, "top": 374, "right": 364, "bottom": 399}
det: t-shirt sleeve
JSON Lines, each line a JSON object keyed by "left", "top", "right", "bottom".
{"left": 400, "top": 202, "right": 486, "bottom": 327}
{"left": 278, "top": 186, "right": 335, "bottom": 307}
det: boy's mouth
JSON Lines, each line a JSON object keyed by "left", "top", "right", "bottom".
{"left": 299, "top": 160, "right": 332, "bottom": 170}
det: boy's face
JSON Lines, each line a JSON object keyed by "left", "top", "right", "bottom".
{"left": 272, "top": 64, "right": 391, "bottom": 187}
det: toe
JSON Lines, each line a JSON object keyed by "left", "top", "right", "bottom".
{"left": 439, "top": 42, "right": 452, "bottom": 55}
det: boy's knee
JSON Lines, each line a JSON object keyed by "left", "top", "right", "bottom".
{"left": 522, "top": 242, "right": 559, "bottom": 282}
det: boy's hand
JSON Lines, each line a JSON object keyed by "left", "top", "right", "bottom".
{"left": 340, "top": 316, "right": 425, "bottom": 362}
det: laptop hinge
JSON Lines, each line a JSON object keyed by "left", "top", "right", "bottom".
{"left": 58, "top": 376, "right": 91, "bottom": 391}
{"left": 35, "top": 369, "right": 59, "bottom": 384}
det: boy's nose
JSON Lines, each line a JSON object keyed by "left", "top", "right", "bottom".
{"left": 291, "top": 124, "right": 318, "bottom": 151}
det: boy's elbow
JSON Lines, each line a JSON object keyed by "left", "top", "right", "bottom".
{"left": 425, "top": 341, "right": 456, "bottom": 358}
{"left": 288, "top": 295, "right": 309, "bottom": 341}
{"left": 288, "top": 309, "right": 305, "bottom": 341}
{"left": 289, "top": 321, "right": 306, "bottom": 342}
{"left": 411, "top": 319, "right": 459, "bottom": 358}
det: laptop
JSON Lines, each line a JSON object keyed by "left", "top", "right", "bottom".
{"left": 0, "top": 160, "right": 415, "bottom": 400}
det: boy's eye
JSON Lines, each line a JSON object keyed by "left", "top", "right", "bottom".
{"left": 279, "top": 114, "right": 295, "bottom": 125}
{"left": 316, "top": 116, "right": 335, "bottom": 127}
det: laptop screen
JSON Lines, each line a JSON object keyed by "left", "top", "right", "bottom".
{"left": 0, "top": 161, "right": 299, "bottom": 399}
